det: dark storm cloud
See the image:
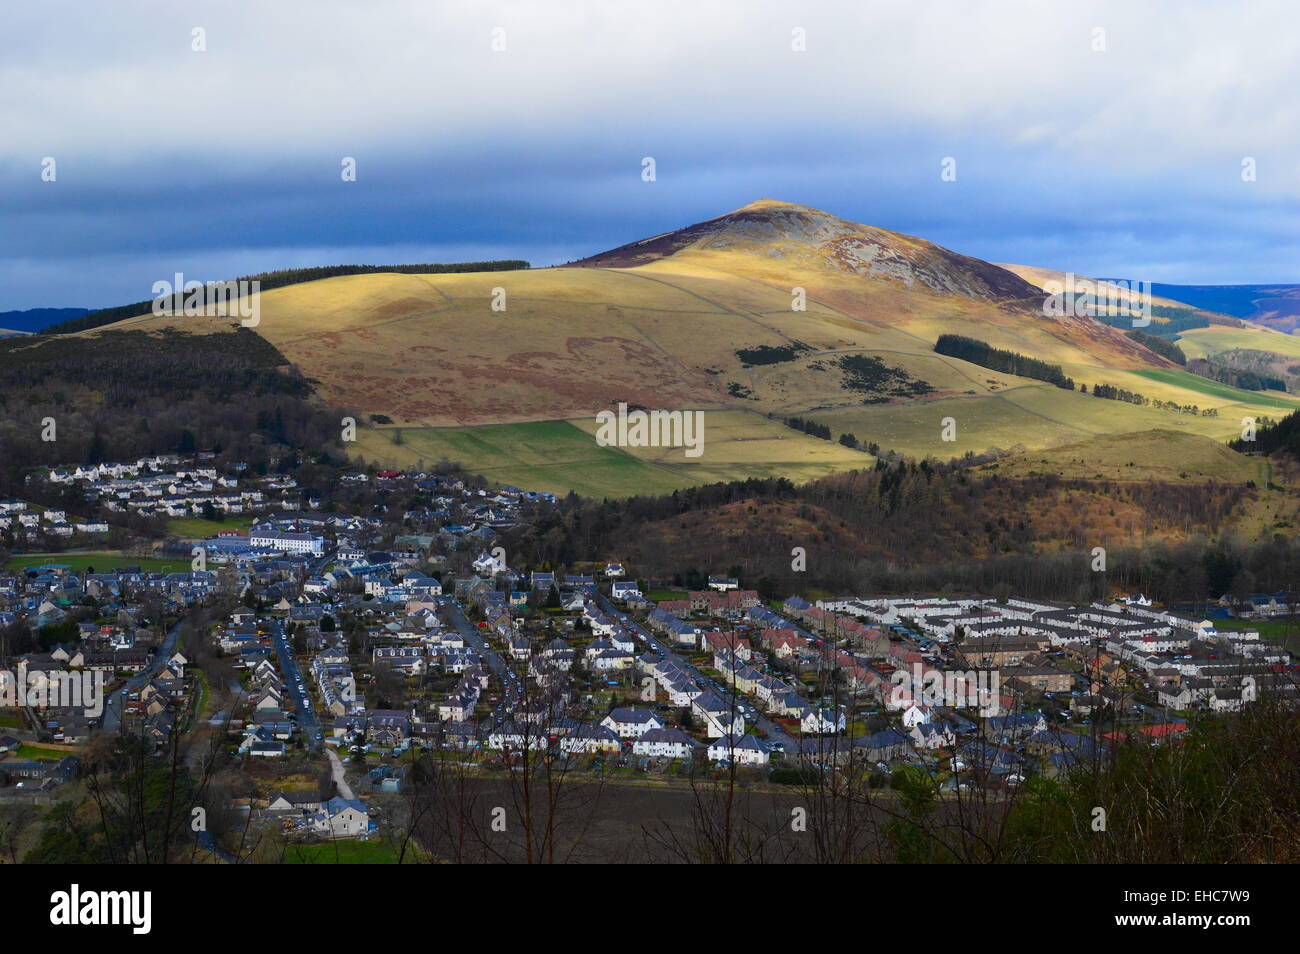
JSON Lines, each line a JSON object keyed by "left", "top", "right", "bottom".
{"left": 2, "top": 0, "right": 1298, "bottom": 309}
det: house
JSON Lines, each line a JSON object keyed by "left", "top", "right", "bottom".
{"left": 632, "top": 727, "right": 700, "bottom": 760}
{"left": 373, "top": 645, "right": 426, "bottom": 675}
{"left": 600, "top": 708, "right": 665, "bottom": 739}
{"left": 267, "top": 791, "right": 323, "bottom": 813}
{"left": 910, "top": 722, "right": 955, "bottom": 750}
{"left": 322, "top": 797, "right": 370, "bottom": 838}
{"left": 894, "top": 699, "right": 933, "bottom": 725}
{"left": 611, "top": 581, "right": 642, "bottom": 601}
{"left": 707, "top": 734, "right": 771, "bottom": 766}
{"left": 0, "top": 755, "right": 79, "bottom": 788}
{"left": 590, "top": 649, "right": 634, "bottom": 671}
{"left": 857, "top": 728, "right": 911, "bottom": 763}
{"left": 691, "top": 692, "right": 746, "bottom": 738}
{"left": 253, "top": 685, "right": 285, "bottom": 710}
{"left": 249, "top": 530, "right": 325, "bottom": 556}
{"left": 801, "top": 708, "right": 847, "bottom": 735}
{"left": 985, "top": 712, "right": 1049, "bottom": 740}
{"left": 769, "top": 690, "right": 810, "bottom": 719}
{"left": 558, "top": 725, "right": 622, "bottom": 755}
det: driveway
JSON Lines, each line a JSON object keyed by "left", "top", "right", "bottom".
{"left": 327, "top": 745, "right": 355, "bottom": 800}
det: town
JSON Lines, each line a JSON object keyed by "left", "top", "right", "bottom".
{"left": 0, "top": 455, "right": 1295, "bottom": 861}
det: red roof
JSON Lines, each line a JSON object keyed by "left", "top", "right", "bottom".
{"left": 1138, "top": 722, "right": 1188, "bottom": 739}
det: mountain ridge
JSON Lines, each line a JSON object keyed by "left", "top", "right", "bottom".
{"left": 72, "top": 199, "right": 1296, "bottom": 475}
{"left": 576, "top": 199, "right": 1047, "bottom": 309}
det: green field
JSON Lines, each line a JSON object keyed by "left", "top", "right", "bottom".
{"left": 808, "top": 385, "right": 1140, "bottom": 460}
{"left": 284, "top": 839, "right": 405, "bottom": 864}
{"left": 355, "top": 412, "right": 875, "bottom": 498}
{"left": 569, "top": 409, "right": 872, "bottom": 485}
{"left": 167, "top": 515, "right": 254, "bottom": 538}
{"left": 16, "top": 744, "right": 71, "bottom": 761}
{"left": 3, "top": 552, "right": 182, "bottom": 574}
{"left": 1130, "top": 368, "right": 1300, "bottom": 410}
{"left": 1214, "top": 617, "right": 1300, "bottom": 656}
{"left": 802, "top": 378, "right": 1290, "bottom": 463}
{"left": 355, "top": 420, "right": 697, "bottom": 497}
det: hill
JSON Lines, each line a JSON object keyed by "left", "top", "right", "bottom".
{"left": 72, "top": 200, "right": 1300, "bottom": 497}
{"left": 976, "top": 429, "right": 1266, "bottom": 483}
{"left": 1149, "top": 282, "right": 1300, "bottom": 332}
{"left": 0, "top": 307, "right": 91, "bottom": 333}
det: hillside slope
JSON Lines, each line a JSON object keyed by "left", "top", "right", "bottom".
{"left": 76, "top": 200, "right": 1300, "bottom": 495}
{"left": 95, "top": 201, "right": 1171, "bottom": 426}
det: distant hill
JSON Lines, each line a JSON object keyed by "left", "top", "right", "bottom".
{"left": 101, "top": 198, "right": 1173, "bottom": 424}
{"left": 0, "top": 307, "right": 91, "bottom": 333}
{"left": 79, "top": 198, "right": 1300, "bottom": 491}
{"left": 1120, "top": 282, "right": 1300, "bottom": 332}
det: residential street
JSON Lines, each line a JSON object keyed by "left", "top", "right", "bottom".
{"left": 272, "top": 618, "right": 321, "bottom": 751}
{"left": 100, "top": 617, "right": 185, "bottom": 734}
{"left": 593, "top": 593, "right": 797, "bottom": 749}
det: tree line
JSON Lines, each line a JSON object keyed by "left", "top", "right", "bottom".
{"left": 933, "top": 334, "right": 1074, "bottom": 390}
{"left": 39, "top": 260, "right": 530, "bottom": 335}
{"left": 0, "top": 328, "right": 349, "bottom": 496}
{"left": 504, "top": 459, "right": 1260, "bottom": 604}
{"left": 1126, "top": 328, "right": 1186, "bottom": 364}
{"left": 1188, "top": 357, "right": 1287, "bottom": 393}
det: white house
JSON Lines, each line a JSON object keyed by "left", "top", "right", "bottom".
{"left": 901, "top": 703, "right": 934, "bottom": 728}
{"left": 322, "top": 797, "right": 369, "bottom": 838}
{"left": 600, "top": 708, "right": 665, "bottom": 739}
{"left": 910, "top": 722, "right": 955, "bottom": 750}
{"left": 249, "top": 529, "right": 324, "bottom": 555}
{"left": 558, "top": 725, "right": 622, "bottom": 755}
{"left": 611, "top": 581, "right": 642, "bottom": 600}
{"left": 691, "top": 693, "right": 745, "bottom": 738}
{"left": 632, "top": 727, "right": 699, "bottom": 760}
{"left": 707, "top": 734, "right": 771, "bottom": 766}
{"left": 801, "top": 708, "right": 847, "bottom": 735}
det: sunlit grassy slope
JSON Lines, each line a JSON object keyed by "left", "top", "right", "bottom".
{"left": 85, "top": 201, "right": 1300, "bottom": 497}
{"left": 353, "top": 411, "right": 872, "bottom": 497}
{"left": 353, "top": 420, "right": 692, "bottom": 497}
{"left": 1175, "top": 325, "right": 1300, "bottom": 361}
{"left": 977, "top": 429, "right": 1267, "bottom": 483}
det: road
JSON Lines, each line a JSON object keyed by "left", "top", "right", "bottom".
{"left": 272, "top": 618, "right": 322, "bottom": 751}
{"left": 593, "top": 593, "right": 796, "bottom": 749}
{"left": 437, "top": 596, "right": 521, "bottom": 721}
{"left": 100, "top": 617, "right": 186, "bottom": 733}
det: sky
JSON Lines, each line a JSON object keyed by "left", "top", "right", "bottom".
{"left": 2, "top": 0, "right": 1299, "bottom": 310}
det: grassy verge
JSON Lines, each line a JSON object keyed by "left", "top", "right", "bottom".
{"left": 283, "top": 839, "right": 407, "bottom": 864}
